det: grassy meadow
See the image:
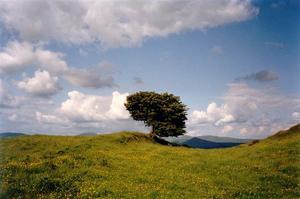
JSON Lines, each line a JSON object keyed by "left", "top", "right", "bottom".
{"left": 0, "top": 125, "right": 299, "bottom": 198}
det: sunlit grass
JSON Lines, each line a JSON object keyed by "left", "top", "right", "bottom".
{"left": 0, "top": 129, "right": 299, "bottom": 198}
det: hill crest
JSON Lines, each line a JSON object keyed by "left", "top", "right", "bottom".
{"left": 270, "top": 123, "right": 300, "bottom": 138}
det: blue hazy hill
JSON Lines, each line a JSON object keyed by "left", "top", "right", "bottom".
{"left": 0, "top": 132, "right": 26, "bottom": 138}
{"left": 163, "top": 135, "right": 253, "bottom": 149}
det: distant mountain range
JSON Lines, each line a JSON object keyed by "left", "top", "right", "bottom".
{"left": 0, "top": 132, "right": 26, "bottom": 138}
{"left": 163, "top": 135, "right": 254, "bottom": 149}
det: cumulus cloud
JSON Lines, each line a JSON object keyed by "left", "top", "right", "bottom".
{"left": 35, "top": 48, "right": 69, "bottom": 74}
{"left": 17, "top": 70, "right": 61, "bottom": 98}
{"left": 107, "top": 91, "right": 130, "bottom": 119}
{"left": 222, "top": 125, "right": 234, "bottom": 133}
{"left": 239, "top": 128, "right": 248, "bottom": 135}
{"left": 1, "top": 89, "right": 142, "bottom": 134}
{"left": 0, "top": 41, "right": 116, "bottom": 89}
{"left": 292, "top": 112, "right": 300, "bottom": 120}
{"left": 0, "top": 41, "right": 35, "bottom": 73}
{"left": 236, "top": 70, "right": 279, "bottom": 82}
{"left": 59, "top": 90, "right": 129, "bottom": 122}
{"left": 0, "top": 0, "right": 259, "bottom": 48}
{"left": 36, "top": 111, "right": 66, "bottom": 124}
{"left": 190, "top": 102, "right": 235, "bottom": 126}
{"left": 0, "top": 41, "right": 69, "bottom": 74}
{"left": 223, "top": 83, "right": 285, "bottom": 108}
{"left": 188, "top": 83, "right": 300, "bottom": 138}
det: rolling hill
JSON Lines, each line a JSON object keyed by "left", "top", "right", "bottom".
{"left": 77, "top": 132, "right": 99, "bottom": 136}
{"left": 196, "top": 135, "right": 253, "bottom": 143}
{"left": 163, "top": 135, "right": 253, "bottom": 148}
{"left": 0, "top": 132, "right": 26, "bottom": 138}
{"left": 181, "top": 137, "right": 241, "bottom": 148}
{"left": 0, "top": 124, "right": 299, "bottom": 198}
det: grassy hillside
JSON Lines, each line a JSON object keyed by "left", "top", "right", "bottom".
{"left": 0, "top": 125, "right": 299, "bottom": 199}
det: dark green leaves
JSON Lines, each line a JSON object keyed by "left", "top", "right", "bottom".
{"left": 124, "top": 91, "right": 188, "bottom": 137}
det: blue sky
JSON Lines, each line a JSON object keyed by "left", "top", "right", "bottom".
{"left": 0, "top": 0, "right": 299, "bottom": 138}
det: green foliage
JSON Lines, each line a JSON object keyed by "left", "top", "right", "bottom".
{"left": 125, "top": 91, "right": 188, "bottom": 137}
{"left": 0, "top": 126, "right": 299, "bottom": 198}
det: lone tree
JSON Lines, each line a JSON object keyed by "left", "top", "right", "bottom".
{"left": 124, "top": 91, "right": 188, "bottom": 138}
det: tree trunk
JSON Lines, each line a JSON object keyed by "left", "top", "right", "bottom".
{"left": 150, "top": 125, "right": 182, "bottom": 146}
{"left": 150, "top": 125, "right": 155, "bottom": 138}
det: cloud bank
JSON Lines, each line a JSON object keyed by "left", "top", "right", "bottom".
{"left": 188, "top": 83, "right": 299, "bottom": 138}
{"left": 0, "top": 0, "right": 258, "bottom": 48}
{"left": 17, "top": 70, "right": 61, "bottom": 98}
{"left": 59, "top": 91, "right": 129, "bottom": 122}
{"left": 0, "top": 41, "right": 116, "bottom": 89}
{"left": 1, "top": 89, "right": 146, "bottom": 134}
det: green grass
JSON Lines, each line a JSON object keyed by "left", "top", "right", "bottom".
{"left": 0, "top": 125, "right": 299, "bottom": 199}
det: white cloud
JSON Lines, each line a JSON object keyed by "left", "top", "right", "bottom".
{"left": 235, "top": 120, "right": 288, "bottom": 138}
{"left": 60, "top": 91, "right": 109, "bottom": 122}
{"left": 59, "top": 90, "right": 129, "bottom": 122}
{"left": 292, "top": 112, "right": 300, "bottom": 120}
{"left": 222, "top": 125, "right": 234, "bottom": 133}
{"left": 223, "top": 83, "right": 288, "bottom": 110}
{"left": 36, "top": 111, "right": 66, "bottom": 124}
{"left": 240, "top": 128, "right": 248, "bottom": 135}
{"left": 190, "top": 102, "right": 235, "bottom": 126}
{"left": 188, "top": 83, "right": 300, "bottom": 138}
{"left": 107, "top": 91, "right": 130, "bottom": 120}
{"left": 8, "top": 113, "right": 17, "bottom": 121}
{"left": 0, "top": 41, "right": 116, "bottom": 89}
{"left": 0, "top": 41, "right": 68, "bottom": 74}
{"left": 0, "top": 0, "right": 258, "bottom": 48}
{"left": 0, "top": 41, "right": 35, "bottom": 73}
{"left": 35, "top": 48, "right": 69, "bottom": 74}
{"left": 17, "top": 70, "right": 61, "bottom": 97}
{"left": 1, "top": 75, "right": 142, "bottom": 134}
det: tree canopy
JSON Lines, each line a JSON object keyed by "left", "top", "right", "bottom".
{"left": 124, "top": 91, "right": 188, "bottom": 137}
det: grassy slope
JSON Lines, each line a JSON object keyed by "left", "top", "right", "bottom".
{"left": 0, "top": 125, "right": 299, "bottom": 199}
